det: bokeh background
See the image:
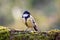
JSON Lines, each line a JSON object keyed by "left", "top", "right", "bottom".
{"left": 0, "top": 0, "right": 60, "bottom": 31}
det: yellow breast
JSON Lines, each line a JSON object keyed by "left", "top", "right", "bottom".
{"left": 27, "top": 18, "right": 34, "bottom": 28}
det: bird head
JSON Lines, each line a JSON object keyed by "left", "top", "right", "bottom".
{"left": 22, "top": 11, "right": 30, "bottom": 19}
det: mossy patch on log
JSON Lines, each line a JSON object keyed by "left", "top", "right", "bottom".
{"left": 0, "top": 26, "right": 60, "bottom": 40}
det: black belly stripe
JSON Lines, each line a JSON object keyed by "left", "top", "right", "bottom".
{"left": 25, "top": 21, "right": 28, "bottom": 26}
{"left": 25, "top": 18, "right": 28, "bottom": 26}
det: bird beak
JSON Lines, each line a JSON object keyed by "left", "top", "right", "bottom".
{"left": 22, "top": 16, "right": 23, "bottom": 18}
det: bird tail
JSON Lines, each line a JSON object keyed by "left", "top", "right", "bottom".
{"left": 34, "top": 25, "right": 38, "bottom": 31}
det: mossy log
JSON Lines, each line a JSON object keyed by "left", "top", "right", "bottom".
{"left": 0, "top": 26, "right": 60, "bottom": 40}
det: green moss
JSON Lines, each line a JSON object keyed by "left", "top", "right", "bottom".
{"left": 0, "top": 26, "right": 10, "bottom": 40}
{"left": 0, "top": 26, "right": 60, "bottom": 40}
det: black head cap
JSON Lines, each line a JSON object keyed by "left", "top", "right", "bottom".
{"left": 23, "top": 11, "right": 30, "bottom": 15}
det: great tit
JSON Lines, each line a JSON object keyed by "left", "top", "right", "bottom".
{"left": 22, "top": 11, "right": 38, "bottom": 31}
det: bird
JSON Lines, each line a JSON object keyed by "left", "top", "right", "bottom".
{"left": 22, "top": 11, "right": 38, "bottom": 32}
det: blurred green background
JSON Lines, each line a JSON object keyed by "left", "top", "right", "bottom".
{"left": 0, "top": 0, "right": 60, "bottom": 31}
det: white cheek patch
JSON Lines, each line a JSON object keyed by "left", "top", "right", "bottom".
{"left": 23, "top": 14, "right": 28, "bottom": 17}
